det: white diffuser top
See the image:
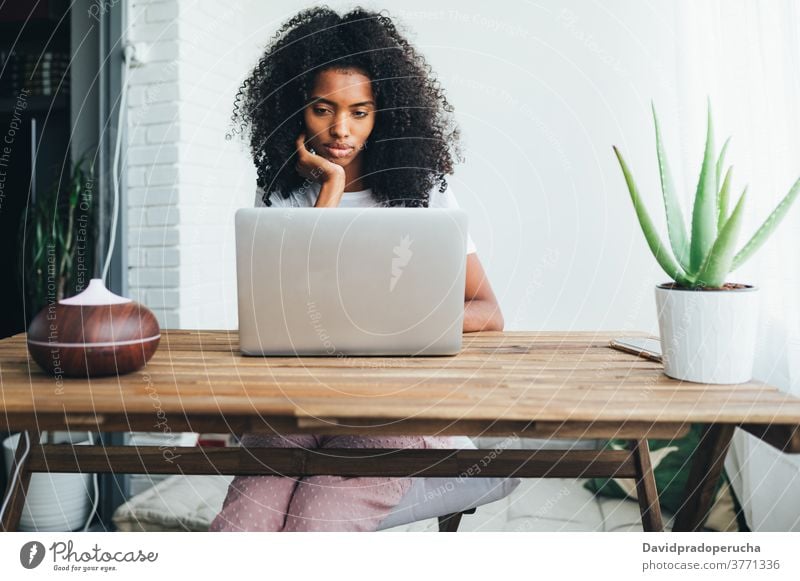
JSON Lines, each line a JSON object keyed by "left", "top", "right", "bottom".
{"left": 59, "top": 278, "right": 132, "bottom": 306}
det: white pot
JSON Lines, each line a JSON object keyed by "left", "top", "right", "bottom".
{"left": 3, "top": 432, "right": 93, "bottom": 532}
{"left": 655, "top": 283, "right": 759, "bottom": 384}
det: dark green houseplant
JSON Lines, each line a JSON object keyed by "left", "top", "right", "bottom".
{"left": 19, "top": 156, "right": 98, "bottom": 319}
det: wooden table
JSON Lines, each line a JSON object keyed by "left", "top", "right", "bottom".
{"left": 2, "top": 329, "right": 799, "bottom": 532}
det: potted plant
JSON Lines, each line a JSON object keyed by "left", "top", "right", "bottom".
{"left": 614, "top": 102, "right": 800, "bottom": 384}
{"left": 18, "top": 155, "right": 97, "bottom": 318}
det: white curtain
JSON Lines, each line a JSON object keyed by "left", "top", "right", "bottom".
{"left": 674, "top": 0, "right": 800, "bottom": 530}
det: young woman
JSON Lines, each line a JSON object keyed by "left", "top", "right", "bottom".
{"left": 210, "top": 6, "right": 503, "bottom": 532}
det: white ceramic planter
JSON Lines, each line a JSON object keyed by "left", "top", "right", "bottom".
{"left": 655, "top": 283, "right": 759, "bottom": 384}
{"left": 3, "top": 432, "right": 92, "bottom": 531}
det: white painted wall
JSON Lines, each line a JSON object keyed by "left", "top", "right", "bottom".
{"left": 126, "top": 0, "right": 280, "bottom": 328}
{"left": 125, "top": 0, "right": 681, "bottom": 334}
{"left": 388, "top": 1, "right": 680, "bottom": 334}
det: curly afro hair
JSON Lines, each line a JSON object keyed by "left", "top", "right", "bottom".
{"left": 232, "top": 6, "right": 462, "bottom": 207}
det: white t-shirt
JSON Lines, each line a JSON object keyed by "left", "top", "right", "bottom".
{"left": 255, "top": 182, "right": 477, "bottom": 255}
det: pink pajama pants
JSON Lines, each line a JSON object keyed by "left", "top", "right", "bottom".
{"left": 209, "top": 433, "right": 453, "bottom": 532}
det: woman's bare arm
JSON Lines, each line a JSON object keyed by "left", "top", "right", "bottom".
{"left": 294, "top": 133, "right": 346, "bottom": 207}
{"left": 463, "top": 253, "right": 504, "bottom": 332}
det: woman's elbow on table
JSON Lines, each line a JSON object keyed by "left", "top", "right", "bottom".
{"left": 463, "top": 253, "right": 504, "bottom": 333}
{"left": 463, "top": 299, "right": 504, "bottom": 333}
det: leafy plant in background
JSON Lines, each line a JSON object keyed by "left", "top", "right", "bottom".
{"left": 613, "top": 101, "right": 800, "bottom": 289}
{"left": 19, "top": 155, "right": 97, "bottom": 318}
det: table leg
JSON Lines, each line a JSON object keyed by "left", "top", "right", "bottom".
{"left": 1, "top": 431, "right": 34, "bottom": 532}
{"left": 673, "top": 423, "right": 735, "bottom": 532}
{"left": 629, "top": 438, "right": 663, "bottom": 532}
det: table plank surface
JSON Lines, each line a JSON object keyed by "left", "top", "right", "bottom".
{"left": 1, "top": 330, "right": 799, "bottom": 425}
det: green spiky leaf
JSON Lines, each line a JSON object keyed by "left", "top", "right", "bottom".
{"left": 717, "top": 166, "right": 733, "bottom": 232}
{"left": 652, "top": 103, "right": 691, "bottom": 272}
{"left": 731, "top": 177, "right": 800, "bottom": 271}
{"left": 716, "top": 137, "right": 731, "bottom": 189}
{"left": 689, "top": 102, "right": 717, "bottom": 273}
{"left": 696, "top": 188, "right": 747, "bottom": 288}
{"left": 613, "top": 146, "right": 693, "bottom": 286}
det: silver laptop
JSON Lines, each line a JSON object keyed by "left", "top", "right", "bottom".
{"left": 235, "top": 207, "right": 468, "bottom": 356}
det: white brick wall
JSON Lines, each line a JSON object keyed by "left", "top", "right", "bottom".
{"left": 126, "top": 0, "right": 291, "bottom": 329}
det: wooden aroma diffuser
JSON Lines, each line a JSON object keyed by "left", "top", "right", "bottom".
{"left": 27, "top": 278, "right": 160, "bottom": 377}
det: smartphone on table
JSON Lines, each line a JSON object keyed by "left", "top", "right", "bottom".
{"left": 608, "top": 337, "right": 662, "bottom": 362}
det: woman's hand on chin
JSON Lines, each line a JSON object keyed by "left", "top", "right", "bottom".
{"left": 295, "top": 133, "right": 345, "bottom": 207}
{"left": 296, "top": 132, "right": 345, "bottom": 182}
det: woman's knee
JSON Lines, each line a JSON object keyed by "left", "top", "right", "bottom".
{"left": 209, "top": 495, "right": 286, "bottom": 532}
{"left": 209, "top": 474, "right": 299, "bottom": 532}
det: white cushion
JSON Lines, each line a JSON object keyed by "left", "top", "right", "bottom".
{"left": 112, "top": 436, "right": 520, "bottom": 531}
{"left": 113, "top": 473, "right": 232, "bottom": 532}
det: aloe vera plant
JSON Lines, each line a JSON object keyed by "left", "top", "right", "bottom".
{"left": 614, "top": 102, "right": 800, "bottom": 289}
